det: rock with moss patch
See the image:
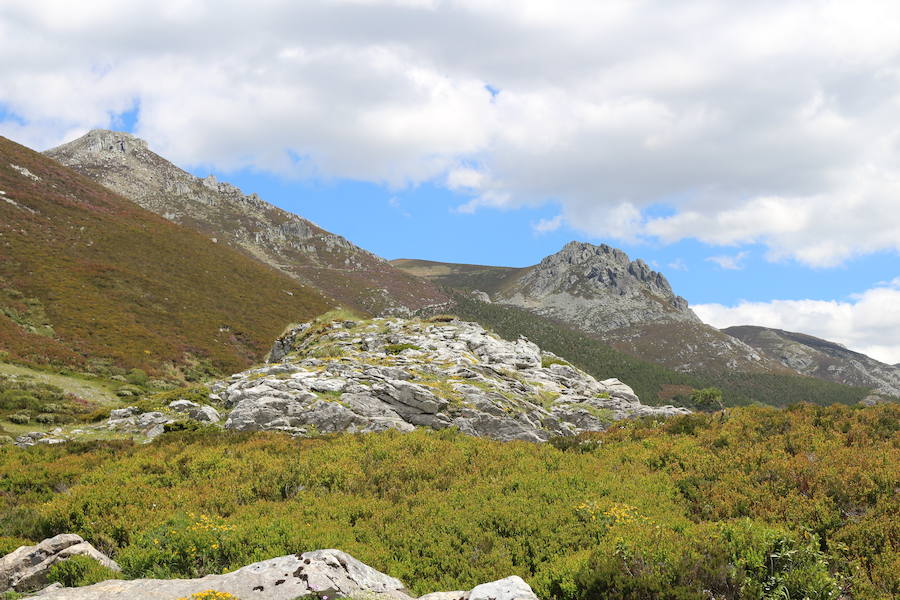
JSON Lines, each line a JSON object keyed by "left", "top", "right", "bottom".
{"left": 218, "top": 317, "right": 688, "bottom": 442}
{"left": 0, "top": 534, "right": 119, "bottom": 593}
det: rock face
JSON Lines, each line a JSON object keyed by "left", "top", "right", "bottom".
{"left": 0, "top": 534, "right": 119, "bottom": 593}
{"left": 214, "top": 316, "right": 688, "bottom": 442}
{"left": 724, "top": 325, "right": 900, "bottom": 397}
{"left": 497, "top": 242, "right": 697, "bottom": 332}
{"left": 394, "top": 243, "right": 778, "bottom": 374}
{"left": 45, "top": 130, "right": 448, "bottom": 315}
{"left": 34, "top": 548, "right": 539, "bottom": 600}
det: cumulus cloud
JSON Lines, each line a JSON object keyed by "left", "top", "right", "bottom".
{"left": 705, "top": 251, "right": 749, "bottom": 270}
{"left": 695, "top": 279, "right": 900, "bottom": 364}
{"left": 532, "top": 214, "right": 563, "bottom": 234}
{"left": 3, "top": 0, "right": 900, "bottom": 265}
{"left": 668, "top": 258, "right": 688, "bottom": 271}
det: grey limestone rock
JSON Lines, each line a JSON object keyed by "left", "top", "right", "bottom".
{"left": 168, "top": 399, "right": 221, "bottom": 423}
{"left": 33, "top": 547, "right": 542, "bottom": 600}
{"left": 218, "top": 317, "right": 688, "bottom": 442}
{"left": 0, "top": 534, "right": 120, "bottom": 593}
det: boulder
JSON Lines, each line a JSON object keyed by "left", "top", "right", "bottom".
{"left": 35, "top": 549, "right": 410, "bottom": 600}
{"left": 0, "top": 534, "right": 119, "bottom": 593}
{"left": 34, "top": 548, "right": 542, "bottom": 600}
{"left": 168, "top": 400, "right": 221, "bottom": 423}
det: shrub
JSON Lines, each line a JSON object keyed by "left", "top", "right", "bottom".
{"left": 34, "top": 413, "right": 55, "bottom": 424}
{"left": 126, "top": 369, "right": 149, "bottom": 386}
{"left": 541, "top": 356, "right": 570, "bottom": 368}
{"left": 8, "top": 414, "right": 29, "bottom": 424}
{"left": 427, "top": 314, "right": 458, "bottom": 323}
{"left": 309, "top": 344, "right": 347, "bottom": 358}
{"left": 46, "top": 555, "right": 122, "bottom": 587}
{"left": 690, "top": 387, "right": 724, "bottom": 411}
{"left": 178, "top": 592, "right": 241, "bottom": 600}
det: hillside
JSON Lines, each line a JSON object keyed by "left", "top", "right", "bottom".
{"left": 46, "top": 130, "right": 449, "bottom": 315}
{"left": 395, "top": 243, "right": 785, "bottom": 374}
{"left": 0, "top": 135, "right": 331, "bottom": 376}
{"left": 725, "top": 325, "right": 900, "bottom": 397}
{"left": 450, "top": 293, "right": 872, "bottom": 408}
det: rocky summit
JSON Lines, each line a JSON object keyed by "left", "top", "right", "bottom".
{"left": 213, "top": 315, "right": 688, "bottom": 443}
{"left": 45, "top": 130, "right": 448, "bottom": 315}
{"left": 496, "top": 241, "right": 698, "bottom": 332}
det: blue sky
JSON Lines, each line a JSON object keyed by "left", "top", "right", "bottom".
{"left": 188, "top": 164, "right": 897, "bottom": 309}
{"left": 2, "top": 0, "right": 900, "bottom": 362}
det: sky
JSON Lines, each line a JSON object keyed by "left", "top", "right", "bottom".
{"left": 2, "top": 0, "right": 900, "bottom": 363}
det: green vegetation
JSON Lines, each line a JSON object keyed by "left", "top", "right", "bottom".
{"left": 0, "top": 138, "right": 331, "bottom": 376}
{"left": 0, "top": 404, "right": 895, "bottom": 598}
{"left": 0, "top": 374, "right": 95, "bottom": 425}
{"left": 451, "top": 293, "right": 872, "bottom": 407}
{"left": 46, "top": 554, "right": 122, "bottom": 587}
{"left": 384, "top": 343, "right": 422, "bottom": 355}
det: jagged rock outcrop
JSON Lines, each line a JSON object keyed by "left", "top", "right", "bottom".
{"left": 45, "top": 130, "right": 448, "bottom": 315}
{"left": 33, "top": 548, "right": 539, "bottom": 600}
{"left": 0, "top": 534, "right": 119, "bottom": 593}
{"left": 213, "top": 316, "right": 688, "bottom": 442}
{"left": 725, "top": 325, "right": 900, "bottom": 397}
{"left": 497, "top": 241, "right": 697, "bottom": 332}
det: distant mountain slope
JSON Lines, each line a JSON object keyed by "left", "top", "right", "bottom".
{"left": 724, "top": 325, "right": 900, "bottom": 396}
{"left": 46, "top": 130, "right": 448, "bottom": 315}
{"left": 395, "top": 242, "right": 781, "bottom": 374}
{"left": 449, "top": 292, "right": 871, "bottom": 407}
{"left": 0, "top": 135, "right": 331, "bottom": 375}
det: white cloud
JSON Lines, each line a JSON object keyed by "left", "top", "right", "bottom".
{"left": 3, "top": 1, "right": 900, "bottom": 265}
{"left": 705, "top": 251, "right": 749, "bottom": 270}
{"left": 695, "top": 279, "right": 900, "bottom": 364}
{"left": 668, "top": 258, "right": 688, "bottom": 271}
{"left": 532, "top": 214, "right": 563, "bottom": 234}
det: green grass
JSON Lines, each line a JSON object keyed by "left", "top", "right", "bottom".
{"left": 0, "top": 363, "right": 119, "bottom": 404}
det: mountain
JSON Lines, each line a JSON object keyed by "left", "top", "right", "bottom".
{"left": 724, "top": 325, "right": 900, "bottom": 397}
{"left": 45, "top": 130, "right": 448, "bottom": 315}
{"left": 448, "top": 291, "right": 872, "bottom": 407}
{"left": 0, "top": 135, "right": 331, "bottom": 375}
{"left": 395, "top": 242, "right": 780, "bottom": 374}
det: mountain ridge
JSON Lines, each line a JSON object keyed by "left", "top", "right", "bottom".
{"left": 394, "top": 243, "right": 781, "bottom": 374}
{"left": 0, "top": 135, "right": 331, "bottom": 375}
{"left": 724, "top": 324, "right": 900, "bottom": 397}
{"left": 45, "top": 130, "right": 449, "bottom": 316}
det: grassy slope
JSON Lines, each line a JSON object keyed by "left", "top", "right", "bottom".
{"left": 391, "top": 258, "right": 527, "bottom": 296}
{"left": 0, "top": 136, "right": 331, "bottom": 375}
{"left": 450, "top": 293, "right": 871, "bottom": 407}
{"left": 0, "top": 404, "right": 895, "bottom": 599}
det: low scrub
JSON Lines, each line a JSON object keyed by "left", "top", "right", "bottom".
{"left": 0, "top": 404, "right": 895, "bottom": 599}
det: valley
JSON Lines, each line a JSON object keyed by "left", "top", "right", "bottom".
{"left": 0, "top": 131, "right": 896, "bottom": 600}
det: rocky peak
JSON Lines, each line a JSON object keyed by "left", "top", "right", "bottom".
{"left": 495, "top": 241, "right": 697, "bottom": 333}
{"left": 541, "top": 241, "right": 679, "bottom": 301}
{"left": 61, "top": 129, "right": 149, "bottom": 157}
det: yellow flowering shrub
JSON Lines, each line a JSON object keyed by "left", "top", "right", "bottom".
{"left": 177, "top": 592, "right": 239, "bottom": 600}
